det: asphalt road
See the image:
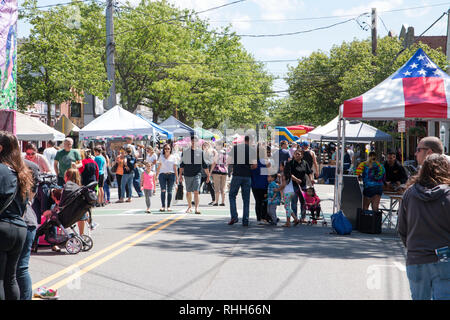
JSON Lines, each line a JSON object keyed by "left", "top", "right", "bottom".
{"left": 29, "top": 183, "right": 411, "bottom": 300}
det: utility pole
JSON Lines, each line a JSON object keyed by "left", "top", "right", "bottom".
{"left": 106, "top": 0, "right": 116, "bottom": 110}
{"left": 371, "top": 8, "right": 377, "bottom": 56}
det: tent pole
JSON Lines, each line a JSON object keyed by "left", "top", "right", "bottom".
{"left": 334, "top": 116, "right": 341, "bottom": 213}
{"left": 340, "top": 117, "right": 346, "bottom": 212}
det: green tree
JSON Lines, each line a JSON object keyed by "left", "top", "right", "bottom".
{"left": 18, "top": 0, "right": 109, "bottom": 124}
{"left": 114, "top": 0, "right": 273, "bottom": 128}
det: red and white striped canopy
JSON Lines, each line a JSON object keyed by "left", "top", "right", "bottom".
{"left": 342, "top": 48, "right": 450, "bottom": 120}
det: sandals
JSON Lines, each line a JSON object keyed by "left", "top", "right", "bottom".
{"left": 195, "top": 211, "right": 201, "bottom": 215}
{"left": 185, "top": 208, "right": 192, "bottom": 213}
{"left": 159, "top": 208, "right": 166, "bottom": 212}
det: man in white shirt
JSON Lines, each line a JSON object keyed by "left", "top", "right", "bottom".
{"left": 43, "top": 140, "right": 58, "bottom": 174}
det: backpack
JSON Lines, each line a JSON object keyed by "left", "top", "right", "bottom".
{"left": 331, "top": 211, "right": 352, "bottom": 235}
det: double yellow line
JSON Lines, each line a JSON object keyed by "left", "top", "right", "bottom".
{"left": 32, "top": 214, "right": 185, "bottom": 292}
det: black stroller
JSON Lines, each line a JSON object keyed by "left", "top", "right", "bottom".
{"left": 33, "top": 181, "right": 98, "bottom": 254}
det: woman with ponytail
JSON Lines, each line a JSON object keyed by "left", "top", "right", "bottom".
{"left": 0, "top": 131, "right": 34, "bottom": 300}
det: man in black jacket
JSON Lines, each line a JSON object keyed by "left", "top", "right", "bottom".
{"left": 383, "top": 151, "right": 408, "bottom": 191}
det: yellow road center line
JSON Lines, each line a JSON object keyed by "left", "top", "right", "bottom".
{"left": 32, "top": 215, "right": 177, "bottom": 290}
{"left": 48, "top": 214, "right": 185, "bottom": 291}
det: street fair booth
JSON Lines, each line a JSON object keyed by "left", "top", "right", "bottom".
{"left": 159, "top": 116, "right": 195, "bottom": 138}
{"left": 301, "top": 116, "right": 392, "bottom": 143}
{"left": 136, "top": 113, "right": 173, "bottom": 141}
{"left": 194, "top": 127, "right": 221, "bottom": 141}
{"left": 15, "top": 111, "right": 65, "bottom": 141}
{"left": 334, "top": 48, "right": 450, "bottom": 229}
{"left": 79, "top": 105, "right": 155, "bottom": 140}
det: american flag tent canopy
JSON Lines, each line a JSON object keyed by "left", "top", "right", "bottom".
{"left": 343, "top": 48, "right": 450, "bottom": 120}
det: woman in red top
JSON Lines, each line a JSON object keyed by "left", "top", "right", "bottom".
{"left": 78, "top": 149, "right": 99, "bottom": 186}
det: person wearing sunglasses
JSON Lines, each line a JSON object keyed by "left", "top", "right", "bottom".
{"left": 24, "top": 143, "right": 50, "bottom": 174}
{"left": 415, "top": 136, "right": 450, "bottom": 167}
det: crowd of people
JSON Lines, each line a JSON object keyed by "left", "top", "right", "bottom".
{"left": 0, "top": 129, "right": 449, "bottom": 300}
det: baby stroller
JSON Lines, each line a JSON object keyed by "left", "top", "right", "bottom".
{"left": 301, "top": 190, "right": 328, "bottom": 227}
{"left": 33, "top": 181, "right": 98, "bottom": 254}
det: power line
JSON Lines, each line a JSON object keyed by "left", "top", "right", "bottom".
{"left": 378, "top": 15, "right": 390, "bottom": 34}
{"left": 168, "top": 14, "right": 368, "bottom": 38}
{"left": 18, "top": 0, "right": 102, "bottom": 11}
{"left": 388, "top": 11, "right": 449, "bottom": 68}
{"left": 85, "top": 0, "right": 246, "bottom": 43}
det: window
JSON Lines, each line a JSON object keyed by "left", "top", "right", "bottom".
{"left": 70, "top": 102, "right": 81, "bottom": 118}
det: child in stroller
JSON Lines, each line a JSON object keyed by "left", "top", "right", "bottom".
{"left": 302, "top": 187, "right": 326, "bottom": 226}
{"left": 33, "top": 178, "right": 98, "bottom": 254}
{"left": 42, "top": 188, "right": 63, "bottom": 252}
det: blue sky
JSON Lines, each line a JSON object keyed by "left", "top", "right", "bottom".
{"left": 17, "top": 0, "right": 450, "bottom": 95}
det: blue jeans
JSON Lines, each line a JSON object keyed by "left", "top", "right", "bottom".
{"left": 229, "top": 176, "right": 252, "bottom": 225}
{"left": 406, "top": 261, "right": 450, "bottom": 300}
{"left": 16, "top": 226, "right": 36, "bottom": 300}
{"left": 120, "top": 173, "right": 133, "bottom": 199}
{"left": 133, "top": 168, "right": 143, "bottom": 197}
{"left": 103, "top": 182, "right": 110, "bottom": 201}
{"left": 159, "top": 173, "right": 175, "bottom": 208}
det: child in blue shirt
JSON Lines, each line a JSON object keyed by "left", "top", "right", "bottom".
{"left": 267, "top": 174, "right": 281, "bottom": 225}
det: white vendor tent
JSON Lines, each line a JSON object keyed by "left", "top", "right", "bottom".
{"left": 300, "top": 116, "right": 391, "bottom": 143}
{"left": 16, "top": 112, "right": 65, "bottom": 141}
{"left": 79, "top": 105, "right": 155, "bottom": 140}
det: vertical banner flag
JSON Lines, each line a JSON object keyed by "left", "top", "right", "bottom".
{"left": 0, "top": 0, "right": 18, "bottom": 110}
{"left": 0, "top": 0, "right": 17, "bottom": 134}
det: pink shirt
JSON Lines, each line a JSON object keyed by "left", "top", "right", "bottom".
{"left": 302, "top": 192, "right": 320, "bottom": 207}
{"left": 141, "top": 171, "right": 155, "bottom": 190}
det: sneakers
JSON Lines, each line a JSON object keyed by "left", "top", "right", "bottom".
{"left": 34, "top": 287, "right": 59, "bottom": 300}
{"left": 228, "top": 218, "right": 238, "bottom": 225}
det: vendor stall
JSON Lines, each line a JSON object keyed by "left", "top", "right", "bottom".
{"left": 15, "top": 112, "right": 65, "bottom": 141}
{"left": 79, "top": 105, "right": 154, "bottom": 140}
{"left": 334, "top": 48, "right": 450, "bottom": 221}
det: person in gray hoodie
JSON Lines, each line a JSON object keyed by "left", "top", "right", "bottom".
{"left": 398, "top": 153, "right": 450, "bottom": 300}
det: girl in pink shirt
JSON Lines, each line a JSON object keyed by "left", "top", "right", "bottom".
{"left": 141, "top": 162, "right": 156, "bottom": 213}
{"left": 303, "top": 187, "right": 321, "bottom": 221}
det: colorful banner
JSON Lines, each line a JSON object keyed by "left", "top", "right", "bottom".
{"left": 0, "top": 0, "right": 18, "bottom": 110}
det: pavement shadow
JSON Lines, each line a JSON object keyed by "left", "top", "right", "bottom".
{"left": 120, "top": 216, "right": 406, "bottom": 262}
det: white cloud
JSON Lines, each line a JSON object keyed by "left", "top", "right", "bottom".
{"left": 332, "top": 0, "right": 404, "bottom": 17}
{"left": 251, "top": 0, "right": 305, "bottom": 20}
{"left": 228, "top": 13, "right": 252, "bottom": 32}
{"left": 404, "top": 1, "right": 431, "bottom": 18}
{"left": 259, "top": 47, "right": 312, "bottom": 59}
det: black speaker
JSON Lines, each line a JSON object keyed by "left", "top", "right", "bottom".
{"left": 356, "top": 208, "right": 382, "bottom": 234}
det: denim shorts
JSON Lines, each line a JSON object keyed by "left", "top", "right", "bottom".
{"left": 185, "top": 174, "right": 201, "bottom": 192}
{"left": 363, "top": 185, "right": 383, "bottom": 198}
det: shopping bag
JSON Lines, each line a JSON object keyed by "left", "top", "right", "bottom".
{"left": 175, "top": 183, "right": 184, "bottom": 200}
